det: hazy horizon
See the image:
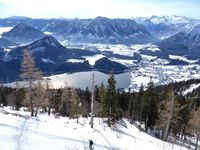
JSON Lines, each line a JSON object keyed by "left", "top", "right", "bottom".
{"left": 0, "top": 0, "right": 199, "bottom": 19}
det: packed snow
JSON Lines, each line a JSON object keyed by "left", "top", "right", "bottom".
{"left": 0, "top": 107, "right": 187, "bottom": 150}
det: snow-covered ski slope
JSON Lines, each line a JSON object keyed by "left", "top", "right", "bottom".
{"left": 0, "top": 108, "right": 186, "bottom": 150}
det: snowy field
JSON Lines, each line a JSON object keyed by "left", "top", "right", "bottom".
{"left": 0, "top": 107, "right": 187, "bottom": 150}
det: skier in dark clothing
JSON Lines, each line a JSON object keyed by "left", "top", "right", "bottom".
{"left": 89, "top": 140, "right": 94, "bottom": 149}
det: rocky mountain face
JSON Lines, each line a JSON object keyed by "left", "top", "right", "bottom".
{"left": 68, "top": 16, "right": 156, "bottom": 44}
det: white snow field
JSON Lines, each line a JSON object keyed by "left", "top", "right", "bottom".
{"left": 0, "top": 108, "right": 187, "bottom": 150}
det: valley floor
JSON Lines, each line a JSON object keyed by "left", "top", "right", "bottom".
{"left": 0, "top": 107, "right": 188, "bottom": 150}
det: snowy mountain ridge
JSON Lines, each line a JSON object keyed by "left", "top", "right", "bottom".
{"left": 135, "top": 15, "right": 200, "bottom": 39}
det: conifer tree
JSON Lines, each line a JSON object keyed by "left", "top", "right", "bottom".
{"left": 106, "top": 72, "right": 118, "bottom": 126}
{"left": 138, "top": 84, "right": 144, "bottom": 123}
{"left": 61, "top": 86, "right": 72, "bottom": 116}
{"left": 158, "top": 85, "right": 179, "bottom": 141}
{"left": 143, "top": 78, "right": 158, "bottom": 132}
{"left": 99, "top": 83, "right": 106, "bottom": 117}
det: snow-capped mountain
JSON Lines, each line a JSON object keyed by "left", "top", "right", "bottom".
{"left": 69, "top": 16, "right": 156, "bottom": 44}
{"left": 0, "top": 36, "right": 128, "bottom": 82}
{"left": 0, "top": 17, "right": 155, "bottom": 44}
{"left": 135, "top": 15, "right": 199, "bottom": 39}
{"left": 2, "top": 23, "right": 45, "bottom": 44}
{"left": 158, "top": 23, "right": 200, "bottom": 54}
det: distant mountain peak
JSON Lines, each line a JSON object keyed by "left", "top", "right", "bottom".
{"left": 37, "top": 35, "right": 61, "bottom": 46}
{"left": 94, "top": 16, "right": 109, "bottom": 20}
{"left": 4, "top": 16, "right": 31, "bottom": 20}
{"left": 2, "top": 23, "right": 44, "bottom": 44}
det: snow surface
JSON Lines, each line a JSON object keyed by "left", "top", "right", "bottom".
{"left": 0, "top": 27, "right": 13, "bottom": 37}
{"left": 44, "top": 31, "right": 53, "bottom": 36}
{"left": 169, "top": 55, "right": 197, "bottom": 64}
{"left": 0, "top": 107, "right": 187, "bottom": 150}
{"left": 83, "top": 54, "right": 105, "bottom": 66}
{"left": 41, "top": 58, "right": 55, "bottom": 64}
{"left": 89, "top": 43, "right": 160, "bottom": 57}
{"left": 66, "top": 59, "right": 85, "bottom": 63}
{"left": 182, "top": 83, "right": 200, "bottom": 96}
{"left": 109, "top": 58, "right": 135, "bottom": 67}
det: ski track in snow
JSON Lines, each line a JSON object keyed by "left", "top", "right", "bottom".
{"left": 0, "top": 108, "right": 188, "bottom": 150}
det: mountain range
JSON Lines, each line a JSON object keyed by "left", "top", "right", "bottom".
{"left": 0, "top": 16, "right": 156, "bottom": 44}
{"left": 0, "top": 15, "right": 200, "bottom": 84}
{"left": 0, "top": 35, "right": 128, "bottom": 81}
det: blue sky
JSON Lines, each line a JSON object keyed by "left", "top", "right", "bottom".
{"left": 0, "top": 0, "right": 199, "bottom": 19}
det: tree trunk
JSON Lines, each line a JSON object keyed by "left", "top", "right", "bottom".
{"left": 29, "top": 78, "right": 34, "bottom": 116}
{"left": 108, "top": 107, "right": 112, "bottom": 127}
{"left": 48, "top": 107, "right": 51, "bottom": 116}
{"left": 35, "top": 106, "right": 39, "bottom": 117}
{"left": 195, "top": 133, "right": 199, "bottom": 150}
{"left": 90, "top": 73, "right": 94, "bottom": 128}
{"left": 163, "top": 89, "right": 174, "bottom": 141}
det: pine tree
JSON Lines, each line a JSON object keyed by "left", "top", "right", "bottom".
{"left": 20, "top": 49, "right": 42, "bottom": 116}
{"left": 106, "top": 72, "right": 118, "bottom": 126}
{"left": 85, "top": 87, "right": 91, "bottom": 115}
{"left": 61, "top": 86, "right": 72, "bottom": 116}
{"left": 99, "top": 83, "right": 106, "bottom": 117}
{"left": 138, "top": 84, "right": 144, "bottom": 123}
{"left": 143, "top": 78, "right": 159, "bottom": 132}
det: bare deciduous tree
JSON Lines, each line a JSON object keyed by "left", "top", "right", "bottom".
{"left": 20, "top": 49, "right": 42, "bottom": 116}
{"left": 70, "top": 88, "right": 81, "bottom": 123}
{"left": 188, "top": 107, "right": 200, "bottom": 150}
{"left": 33, "top": 80, "right": 48, "bottom": 117}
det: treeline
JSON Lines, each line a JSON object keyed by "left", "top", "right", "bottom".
{"left": 1, "top": 75, "right": 200, "bottom": 146}
{"left": 0, "top": 49, "right": 200, "bottom": 149}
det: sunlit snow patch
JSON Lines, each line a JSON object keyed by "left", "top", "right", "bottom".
{"left": 182, "top": 83, "right": 200, "bottom": 96}
{"left": 41, "top": 58, "right": 55, "bottom": 64}
{"left": 66, "top": 59, "right": 85, "bottom": 63}
{"left": 169, "top": 55, "right": 197, "bottom": 64}
{"left": 0, "top": 27, "right": 13, "bottom": 36}
{"left": 83, "top": 54, "right": 105, "bottom": 66}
